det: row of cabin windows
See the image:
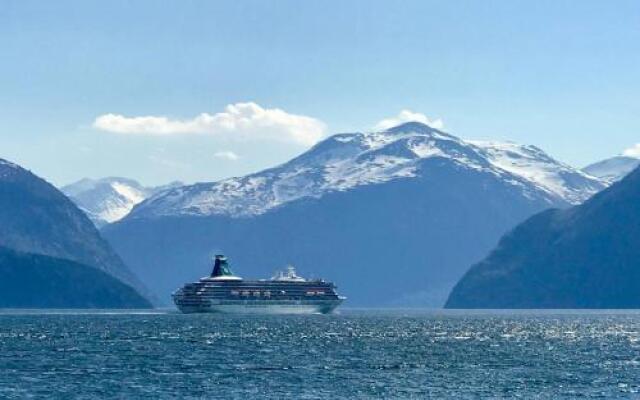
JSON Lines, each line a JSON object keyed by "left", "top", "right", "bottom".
{"left": 228, "top": 290, "right": 326, "bottom": 297}
{"left": 230, "top": 290, "right": 275, "bottom": 297}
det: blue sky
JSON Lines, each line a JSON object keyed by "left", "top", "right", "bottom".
{"left": 1, "top": 0, "right": 639, "bottom": 186}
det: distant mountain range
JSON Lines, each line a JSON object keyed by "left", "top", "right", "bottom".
{"left": 0, "top": 158, "right": 151, "bottom": 308}
{"left": 582, "top": 156, "right": 640, "bottom": 184}
{"left": 61, "top": 177, "right": 181, "bottom": 227}
{"left": 63, "top": 153, "right": 639, "bottom": 228}
{"left": 446, "top": 163, "right": 640, "bottom": 308}
{"left": 104, "top": 122, "right": 604, "bottom": 306}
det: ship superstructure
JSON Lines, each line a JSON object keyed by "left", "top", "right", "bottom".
{"left": 173, "top": 255, "right": 345, "bottom": 314}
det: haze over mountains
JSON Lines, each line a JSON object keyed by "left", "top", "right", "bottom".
{"left": 446, "top": 164, "right": 640, "bottom": 309}
{"left": 103, "top": 122, "right": 606, "bottom": 306}
{"left": 0, "top": 159, "right": 151, "bottom": 308}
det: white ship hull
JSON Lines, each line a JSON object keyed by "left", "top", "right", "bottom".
{"left": 176, "top": 299, "right": 342, "bottom": 315}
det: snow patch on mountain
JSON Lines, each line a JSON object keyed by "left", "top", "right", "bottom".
{"left": 583, "top": 156, "right": 640, "bottom": 184}
{"left": 111, "top": 182, "right": 146, "bottom": 205}
{"left": 62, "top": 178, "right": 181, "bottom": 226}
{"left": 0, "top": 159, "right": 20, "bottom": 179}
{"left": 0, "top": 159, "right": 18, "bottom": 169}
{"left": 132, "top": 122, "right": 605, "bottom": 219}
{"left": 469, "top": 141, "right": 603, "bottom": 204}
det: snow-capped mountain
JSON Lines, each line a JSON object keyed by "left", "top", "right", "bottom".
{"left": 105, "top": 122, "right": 607, "bottom": 307}
{"left": 134, "top": 122, "right": 604, "bottom": 219}
{"left": 583, "top": 156, "right": 640, "bottom": 184}
{"left": 62, "top": 177, "right": 181, "bottom": 227}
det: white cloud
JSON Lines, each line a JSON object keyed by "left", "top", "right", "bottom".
{"left": 374, "top": 110, "right": 444, "bottom": 131}
{"left": 93, "top": 102, "right": 326, "bottom": 146}
{"left": 213, "top": 151, "right": 239, "bottom": 161}
{"left": 623, "top": 143, "right": 640, "bottom": 158}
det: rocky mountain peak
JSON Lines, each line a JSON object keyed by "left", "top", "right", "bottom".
{"left": 129, "top": 122, "right": 604, "bottom": 220}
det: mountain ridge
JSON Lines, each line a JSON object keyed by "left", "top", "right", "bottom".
{"left": 130, "top": 122, "right": 604, "bottom": 220}
{"left": 445, "top": 164, "right": 640, "bottom": 308}
{"left": 0, "top": 157, "right": 152, "bottom": 305}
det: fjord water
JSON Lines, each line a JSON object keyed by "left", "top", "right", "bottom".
{"left": 2, "top": 310, "right": 640, "bottom": 399}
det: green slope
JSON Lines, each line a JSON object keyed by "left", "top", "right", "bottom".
{"left": 0, "top": 246, "right": 152, "bottom": 308}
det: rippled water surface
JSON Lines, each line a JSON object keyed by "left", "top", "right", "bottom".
{"left": 2, "top": 310, "right": 640, "bottom": 399}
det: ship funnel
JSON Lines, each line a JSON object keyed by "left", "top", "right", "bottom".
{"left": 211, "top": 254, "right": 234, "bottom": 278}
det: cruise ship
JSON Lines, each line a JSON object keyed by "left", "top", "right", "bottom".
{"left": 172, "top": 255, "right": 345, "bottom": 314}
